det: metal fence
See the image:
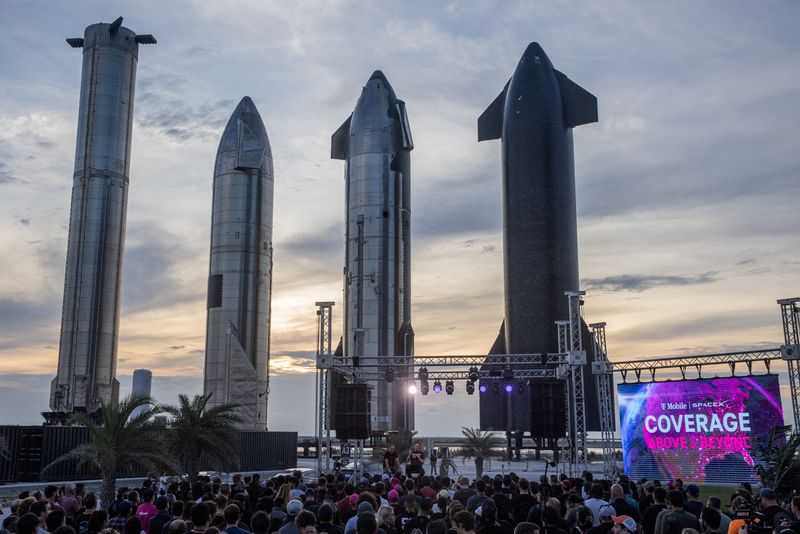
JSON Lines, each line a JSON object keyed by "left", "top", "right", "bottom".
{"left": 0, "top": 426, "right": 296, "bottom": 483}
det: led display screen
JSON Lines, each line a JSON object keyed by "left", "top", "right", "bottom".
{"left": 617, "top": 375, "right": 783, "bottom": 483}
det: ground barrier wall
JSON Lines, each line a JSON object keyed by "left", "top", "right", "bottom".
{"left": 0, "top": 426, "right": 296, "bottom": 483}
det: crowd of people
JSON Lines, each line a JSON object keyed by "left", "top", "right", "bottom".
{"left": 2, "top": 468, "right": 799, "bottom": 534}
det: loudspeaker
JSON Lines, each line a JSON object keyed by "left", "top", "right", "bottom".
{"left": 332, "top": 383, "right": 371, "bottom": 440}
{"left": 529, "top": 381, "right": 567, "bottom": 438}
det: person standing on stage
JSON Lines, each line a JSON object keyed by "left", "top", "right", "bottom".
{"left": 430, "top": 448, "right": 438, "bottom": 475}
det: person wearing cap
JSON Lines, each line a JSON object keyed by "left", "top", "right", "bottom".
{"left": 655, "top": 491, "right": 699, "bottom": 534}
{"left": 149, "top": 497, "right": 173, "bottom": 534}
{"left": 759, "top": 488, "right": 785, "bottom": 527}
{"left": 682, "top": 487, "right": 702, "bottom": 520}
{"left": 279, "top": 500, "right": 306, "bottom": 534}
{"left": 588, "top": 506, "right": 617, "bottom": 534}
{"left": 611, "top": 516, "right": 637, "bottom": 534}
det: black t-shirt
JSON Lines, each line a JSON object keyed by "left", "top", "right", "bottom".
{"left": 642, "top": 503, "right": 667, "bottom": 534}
{"left": 384, "top": 451, "right": 399, "bottom": 468}
{"left": 764, "top": 505, "right": 792, "bottom": 528}
{"left": 493, "top": 493, "right": 511, "bottom": 521}
{"left": 509, "top": 494, "right": 537, "bottom": 525}
{"left": 611, "top": 499, "right": 640, "bottom": 522}
{"left": 408, "top": 449, "right": 425, "bottom": 466}
{"left": 404, "top": 516, "right": 429, "bottom": 534}
{"left": 397, "top": 511, "right": 417, "bottom": 532}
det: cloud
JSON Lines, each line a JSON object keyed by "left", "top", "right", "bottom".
{"left": 0, "top": 161, "right": 18, "bottom": 184}
{"left": 120, "top": 221, "right": 205, "bottom": 314}
{"left": 582, "top": 272, "right": 719, "bottom": 292}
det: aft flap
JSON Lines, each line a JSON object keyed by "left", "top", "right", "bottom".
{"left": 478, "top": 80, "right": 509, "bottom": 141}
{"left": 331, "top": 115, "right": 352, "bottom": 160}
{"left": 554, "top": 70, "right": 598, "bottom": 127}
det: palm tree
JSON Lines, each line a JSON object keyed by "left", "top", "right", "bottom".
{"left": 460, "top": 427, "right": 501, "bottom": 479}
{"left": 45, "top": 394, "right": 172, "bottom": 509}
{"left": 163, "top": 393, "right": 242, "bottom": 479}
{"left": 751, "top": 425, "right": 800, "bottom": 497}
{"left": 378, "top": 429, "right": 418, "bottom": 461}
{"left": 438, "top": 455, "right": 459, "bottom": 478}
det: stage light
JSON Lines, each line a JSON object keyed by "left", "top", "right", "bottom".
{"left": 478, "top": 383, "right": 487, "bottom": 394}
{"left": 384, "top": 368, "right": 394, "bottom": 383}
{"left": 433, "top": 380, "right": 442, "bottom": 394}
{"left": 468, "top": 367, "right": 479, "bottom": 382}
{"left": 407, "top": 383, "right": 417, "bottom": 395}
{"left": 467, "top": 381, "right": 475, "bottom": 395}
{"left": 421, "top": 381, "right": 429, "bottom": 395}
{"left": 418, "top": 367, "right": 428, "bottom": 382}
{"left": 503, "top": 366, "right": 513, "bottom": 393}
{"left": 445, "top": 380, "right": 454, "bottom": 395}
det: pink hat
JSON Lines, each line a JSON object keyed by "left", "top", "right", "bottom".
{"left": 388, "top": 490, "right": 399, "bottom": 502}
{"left": 349, "top": 493, "right": 359, "bottom": 506}
{"left": 391, "top": 477, "right": 400, "bottom": 486}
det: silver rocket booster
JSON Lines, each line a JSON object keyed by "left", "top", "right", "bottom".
{"left": 332, "top": 71, "right": 415, "bottom": 432}
{"left": 50, "top": 18, "right": 156, "bottom": 415}
{"left": 204, "top": 97, "right": 274, "bottom": 431}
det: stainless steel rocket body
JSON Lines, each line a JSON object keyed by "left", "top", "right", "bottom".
{"left": 332, "top": 71, "right": 415, "bottom": 432}
{"left": 50, "top": 20, "right": 153, "bottom": 414}
{"left": 204, "top": 97, "right": 273, "bottom": 431}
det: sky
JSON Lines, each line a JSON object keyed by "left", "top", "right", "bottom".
{"left": 0, "top": 1, "right": 798, "bottom": 436}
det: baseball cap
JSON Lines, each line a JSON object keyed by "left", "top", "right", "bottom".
{"left": 348, "top": 494, "right": 359, "bottom": 506}
{"left": 759, "top": 488, "right": 777, "bottom": 500}
{"left": 438, "top": 490, "right": 449, "bottom": 500}
{"left": 286, "top": 499, "right": 303, "bottom": 516}
{"left": 599, "top": 505, "right": 616, "bottom": 519}
{"left": 381, "top": 473, "right": 390, "bottom": 480}
{"left": 357, "top": 502, "right": 374, "bottom": 515}
{"left": 686, "top": 484, "right": 699, "bottom": 497}
{"left": 388, "top": 490, "right": 399, "bottom": 502}
{"left": 612, "top": 515, "right": 637, "bottom": 532}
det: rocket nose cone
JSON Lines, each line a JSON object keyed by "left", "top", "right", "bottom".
{"left": 364, "top": 69, "right": 396, "bottom": 95}
{"left": 228, "top": 96, "right": 267, "bottom": 139}
{"left": 217, "top": 96, "right": 272, "bottom": 163}
{"left": 237, "top": 96, "right": 257, "bottom": 114}
{"left": 369, "top": 70, "right": 389, "bottom": 83}
{"left": 518, "top": 41, "right": 552, "bottom": 69}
